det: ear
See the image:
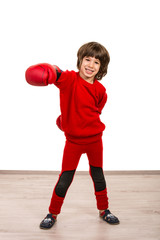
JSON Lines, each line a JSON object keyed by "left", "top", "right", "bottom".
{"left": 77, "top": 59, "right": 82, "bottom": 70}
{"left": 96, "top": 69, "right": 102, "bottom": 80}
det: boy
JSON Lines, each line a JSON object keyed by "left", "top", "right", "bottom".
{"left": 25, "top": 42, "right": 120, "bottom": 229}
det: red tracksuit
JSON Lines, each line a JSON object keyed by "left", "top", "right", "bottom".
{"left": 49, "top": 70, "right": 109, "bottom": 214}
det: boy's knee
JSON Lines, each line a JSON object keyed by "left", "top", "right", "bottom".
{"left": 90, "top": 165, "right": 106, "bottom": 192}
{"left": 55, "top": 170, "right": 75, "bottom": 197}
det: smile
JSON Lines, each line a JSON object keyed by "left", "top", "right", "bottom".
{"left": 85, "top": 68, "right": 94, "bottom": 73}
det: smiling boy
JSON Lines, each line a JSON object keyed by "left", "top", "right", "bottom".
{"left": 25, "top": 42, "right": 120, "bottom": 229}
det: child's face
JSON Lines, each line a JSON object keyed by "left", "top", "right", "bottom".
{"left": 79, "top": 56, "right": 101, "bottom": 83}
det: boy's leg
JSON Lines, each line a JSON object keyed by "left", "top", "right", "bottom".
{"left": 49, "top": 140, "right": 82, "bottom": 215}
{"left": 86, "top": 139, "right": 109, "bottom": 210}
{"left": 48, "top": 170, "right": 75, "bottom": 215}
{"left": 89, "top": 165, "right": 108, "bottom": 210}
{"left": 86, "top": 139, "right": 119, "bottom": 224}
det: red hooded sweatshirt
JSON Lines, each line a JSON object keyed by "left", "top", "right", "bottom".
{"left": 54, "top": 70, "right": 107, "bottom": 144}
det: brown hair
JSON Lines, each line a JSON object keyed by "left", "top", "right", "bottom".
{"left": 77, "top": 42, "right": 110, "bottom": 80}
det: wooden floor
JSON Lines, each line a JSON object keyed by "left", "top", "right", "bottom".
{"left": 0, "top": 171, "right": 160, "bottom": 240}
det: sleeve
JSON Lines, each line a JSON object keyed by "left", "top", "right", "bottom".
{"left": 98, "top": 90, "right": 107, "bottom": 114}
{"left": 53, "top": 70, "right": 74, "bottom": 91}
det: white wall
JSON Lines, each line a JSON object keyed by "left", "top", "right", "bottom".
{"left": 0, "top": 0, "right": 160, "bottom": 170}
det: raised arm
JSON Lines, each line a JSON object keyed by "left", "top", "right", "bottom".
{"left": 25, "top": 63, "right": 62, "bottom": 86}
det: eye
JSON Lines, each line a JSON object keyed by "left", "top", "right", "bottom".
{"left": 85, "top": 58, "right": 90, "bottom": 61}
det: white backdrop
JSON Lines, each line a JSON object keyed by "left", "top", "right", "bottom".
{"left": 0, "top": 0, "right": 160, "bottom": 170}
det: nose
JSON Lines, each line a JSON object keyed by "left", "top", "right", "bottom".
{"left": 88, "top": 60, "right": 94, "bottom": 68}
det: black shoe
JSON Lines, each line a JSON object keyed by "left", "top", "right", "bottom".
{"left": 40, "top": 214, "right": 56, "bottom": 229}
{"left": 100, "top": 209, "right": 120, "bottom": 224}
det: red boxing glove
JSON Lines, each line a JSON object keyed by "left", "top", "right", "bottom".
{"left": 25, "top": 63, "right": 59, "bottom": 86}
{"left": 56, "top": 115, "right": 64, "bottom": 131}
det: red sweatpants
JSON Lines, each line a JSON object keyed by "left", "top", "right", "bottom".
{"left": 49, "top": 139, "right": 108, "bottom": 214}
